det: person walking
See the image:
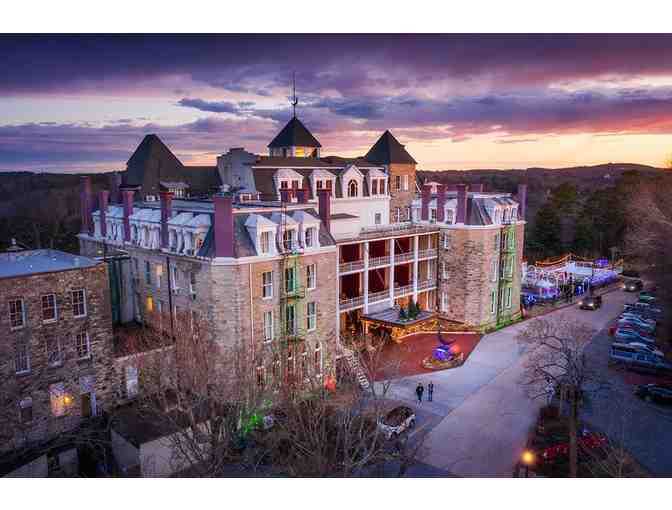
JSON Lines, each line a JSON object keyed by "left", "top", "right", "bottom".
{"left": 428, "top": 381, "right": 434, "bottom": 402}
{"left": 416, "top": 383, "right": 424, "bottom": 403}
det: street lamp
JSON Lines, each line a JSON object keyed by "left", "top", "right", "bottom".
{"left": 521, "top": 449, "right": 535, "bottom": 478}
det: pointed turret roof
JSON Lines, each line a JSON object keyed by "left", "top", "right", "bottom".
{"left": 127, "top": 134, "right": 183, "bottom": 169}
{"left": 268, "top": 117, "right": 322, "bottom": 148}
{"left": 364, "top": 130, "right": 417, "bottom": 165}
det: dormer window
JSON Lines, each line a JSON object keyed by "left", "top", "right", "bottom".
{"left": 261, "top": 231, "right": 272, "bottom": 254}
{"left": 283, "top": 229, "right": 296, "bottom": 251}
{"left": 371, "top": 179, "right": 378, "bottom": 195}
{"left": 446, "top": 209, "right": 455, "bottom": 224}
{"left": 347, "top": 180, "right": 358, "bottom": 197}
{"left": 305, "top": 227, "right": 316, "bottom": 248}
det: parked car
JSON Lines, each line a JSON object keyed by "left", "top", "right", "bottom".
{"left": 623, "top": 279, "right": 643, "bottom": 292}
{"left": 619, "top": 313, "right": 656, "bottom": 328}
{"left": 616, "top": 322, "right": 656, "bottom": 339}
{"left": 579, "top": 295, "right": 602, "bottom": 310}
{"left": 618, "top": 318, "right": 656, "bottom": 334}
{"left": 638, "top": 295, "right": 658, "bottom": 305}
{"left": 610, "top": 345, "right": 672, "bottom": 374}
{"left": 623, "top": 303, "right": 663, "bottom": 319}
{"left": 614, "top": 328, "right": 656, "bottom": 345}
{"left": 377, "top": 406, "right": 416, "bottom": 440}
{"left": 634, "top": 384, "right": 672, "bottom": 405}
{"left": 639, "top": 290, "right": 656, "bottom": 299}
{"left": 540, "top": 431, "right": 607, "bottom": 463}
{"left": 620, "top": 342, "right": 664, "bottom": 357}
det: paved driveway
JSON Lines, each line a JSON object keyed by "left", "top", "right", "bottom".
{"left": 381, "top": 291, "right": 634, "bottom": 477}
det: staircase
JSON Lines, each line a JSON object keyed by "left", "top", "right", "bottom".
{"left": 343, "top": 349, "right": 371, "bottom": 391}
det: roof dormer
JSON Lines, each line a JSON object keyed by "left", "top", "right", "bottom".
{"left": 268, "top": 117, "right": 321, "bottom": 158}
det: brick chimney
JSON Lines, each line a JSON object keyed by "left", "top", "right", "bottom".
{"left": 469, "top": 183, "right": 484, "bottom": 193}
{"left": 122, "top": 187, "right": 136, "bottom": 242}
{"left": 80, "top": 176, "right": 92, "bottom": 234}
{"left": 517, "top": 184, "right": 528, "bottom": 220}
{"left": 214, "top": 194, "right": 234, "bottom": 258}
{"left": 280, "top": 189, "right": 292, "bottom": 203}
{"left": 421, "top": 185, "right": 432, "bottom": 221}
{"left": 160, "top": 191, "right": 173, "bottom": 249}
{"left": 98, "top": 190, "right": 109, "bottom": 238}
{"left": 456, "top": 184, "right": 468, "bottom": 224}
{"left": 436, "top": 184, "right": 446, "bottom": 222}
{"left": 317, "top": 189, "right": 331, "bottom": 232}
{"left": 108, "top": 172, "right": 122, "bottom": 204}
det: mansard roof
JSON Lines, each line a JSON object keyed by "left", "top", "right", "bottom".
{"left": 268, "top": 116, "right": 322, "bottom": 148}
{"left": 364, "top": 130, "right": 417, "bottom": 165}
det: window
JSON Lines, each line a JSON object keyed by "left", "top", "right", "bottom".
{"left": 299, "top": 347, "right": 308, "bottom": 380}
{"left": 280, "top": 180, "right": 289, "bottom": 189}
{"left": 285, "top": 267, "right": 297, "bottom": 293}
{"left": 72, "top": 289, "right": 87, "bottom": 318}
{"left": 156, "top": 265, "right": 163, "bottom": 289}
{"left": 125, "top": 365, "right": 139, "bottom": 398}
{"left": 503, "top": 208, "right": 510, "bottom": 223}
{"left": 306, "top": 264, "right": 316, "bottom": 290}
{"left": 19, "top": 397, "right": 33, "bottom": 423}
{"left": 42, "top": 294, "right": 57, "bottom": 322}
{"left": 430, "top": 208, "right": 437, "bottom": 221}
{"left": 256, "top": 366, "right": 265, "bottom": 388}
{"left": 272, "top": 354, "right": 281, "bottom": 381}
{"left": 307, "top": 302, "right": 317, "bottom": 331}
{"left": 9, "top": 298, "right": 25, "bottom": 329}
{"left": 508, "top": 230, "right": 516, "bottom": 249}
{"left": 491, "top": 290, "right": 497, "bottom": 314}
{"left": 81, "top": 392, "right": 93, "bottom": 418}
{"left": 427, "top": 262, "right": 435, "bottom": 281}
{"left": 172, "top": 266, "right": 179, "bottom": 288}
{"left": 494, "top": 209, "right": 501, "bottom": 224}
{"left": 75, "top": 331, "right": 91, "bottom": 359}
{"left": 283, "top": 229, "right": 295, "bottom": 251}
{"left": 262, "top": 271, "right": 273, "bottom": 298}
{"left": 394, "top": 207, "right": 401, "bottom": 222}
{"left": 314, "top": 345, "right": 322, "bottom": 376}
{"left": 50, "top": 383, "right": 67, "bottom": 417}
{"left": 46, "top": 336, "right": 63, "bottom": 367}
{"left": 189, "top": 272, "right": 197, "bottom": 296}
{"left": 146, "top": 295, "right": 154, "bottom": 313}
{"left": 260, "top": 231, "right": 272, "bottom": 254}
{"left": 506, "top": 286, "right": 512, "bottom": 308}
{"left": 442, "top": 232, "right": 450, "bottom": 249}
{"left": 286, "top": 304, "right": 297, "bottom": 336}
{"left": 347, "top": 179, "right": 358, "bottom": 197}
{"left": 441, "top": 262, "right": 449, "bottom": 279}
{"left": 494, "top": 232, "right": 500, "bottom": 250}
{"left": 375, "top": 213, "right": 382, "bottom": 225}
{"left": 305, "top": 227, "right": 316, "bottom": 248}
{"left": 15, "top": 340, "right": 30, "bottom": 374}
{"left": 441, "top": 292, "right": 449, "bottom": 312}
{"left": 263, "top": 311, "right": 274, "bottom": 342}
{"left": 491, "top": 260, "right": 498, "bottom": 282}
{"left": 145, "top": 261, "right": 151, "bottom": 284}
{"left": 371, "top": 179, "right": 378, "bottom": 195}
{"left": 406, "top": 206, "right": 411, "bottom": 221}
{"left": 286, "top": 346, "right": 294, "bottom": 381}
{"left": 445, "top": 209, "right": 454, "bottom": 224}
{"left": 316, "top": 179, "right": 323, "bottom": 191}
{"left": 395, "top": 175, "right": 401, "bottom": 191}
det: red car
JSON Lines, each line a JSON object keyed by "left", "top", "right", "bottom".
{"left": 540, "top": 433, "right": 607, "bottom": 462}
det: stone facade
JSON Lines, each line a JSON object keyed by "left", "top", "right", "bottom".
{"left": 0, "top": 262, "right": 115, "bottom": 454}
{"left": 387, "top": 162, "right": 417, "bottom": 221}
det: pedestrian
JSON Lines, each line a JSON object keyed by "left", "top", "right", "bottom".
{"left": 416, "top": 383, "right": 424, "bottom": 403}
{"left": 428, "top": 381, "right": 434, "bottom": 402}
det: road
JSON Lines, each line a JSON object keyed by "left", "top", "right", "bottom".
{"left": 382, "top": 290, "right": 635, "bottom": 477}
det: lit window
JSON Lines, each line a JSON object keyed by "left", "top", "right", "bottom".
{"left": 156, "top": 265, "right": 163, "bottom": 289}
{"left": 348, "top": 179, "right": 358, "bottom": 197}
{"left": 46, "top": 336, "right": 63, "bottom": 367}
{"left": 9, "top": 298, "right": 25, "bottom": 329}
{"left": 75, "top": 331, "right": 91, "bottom": 359}
{"left": 262, "top": 271, "right": 273, "bottom": 299}
{"left": 50, "top": 383, "right": 67, "bottom": 417}
{"left": 263, "top": 311, "right": 274, "bottom": 342}
{"left": 72, "top": 289, "right": 87, "bottom": 318}
{"left": 260, "top": 231, "right": 272, "bottom": 254}
{"left": 42, "top": 294, "right": 57, "bottom": 322}
{"left": 19, "top": 397, "right": 33, "bottom": 423}
{"left": 306, "top": 264, "right": 316, "bottom": 290}
{"left": 15, "top": 340, "right": 30, "bottom": 374}
{"left": 307, "top": 302, "right": 317, "bottom": 331}
{"left": 146, "top": 295, "right": 154, "bottom": 313}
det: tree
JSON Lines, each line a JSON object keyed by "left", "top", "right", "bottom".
{"left": 529, "top": 202, "right": 563, "bottom": 259}
{"left": 517, "top": 317, "right": 599, "bottom": 477}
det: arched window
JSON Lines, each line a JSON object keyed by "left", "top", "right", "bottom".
{"left": 347, "top": 179, "right": 358, "bottom": 197}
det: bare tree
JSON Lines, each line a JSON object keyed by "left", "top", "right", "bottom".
{"left": 517, "top": 317, "right": 599, "bottom": 477}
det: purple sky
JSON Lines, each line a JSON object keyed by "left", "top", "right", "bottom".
{"left": 2, "top": 34, "right": 672, "bottom": 172}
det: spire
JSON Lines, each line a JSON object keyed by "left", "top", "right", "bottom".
{"left": 364, "top": 130, "right": 417, "bottom": 165}
{"left": 291, "top": 71, "right": 298, "bottom": 118}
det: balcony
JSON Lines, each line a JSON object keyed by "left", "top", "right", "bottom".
{"left": 339, "top": 260, "right": 365, "bottom": 274}
{"left": 417, "top": 279, "right": 437, "bottom": 291}
{"left": 339, "top": 295, "right": 364, "bottom": 310}
{"left": 282, "top": 285, "right": 306, "bottom": 299}
{"left": 368, "top": 289, "right": 391, "bottom": 304}
{"left": 394, "top": 284, "right": 414, "bottom": 297}
{"left": 394, "top": 251, "right": 414, "bottom": 264}
{"left": 369, "top": 255, "right": 390, "bottom": 268}
{"left": 417, "top": 248, "right": 437, "bottom": 259}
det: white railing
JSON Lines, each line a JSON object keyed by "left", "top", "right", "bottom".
{"left": 417, "top": 248, "right": 438, "bottom": 259}
{"left": 369, "top": 255, "right": 390, "bottom": 268}
{"left": 368, "top": 290, "right": 390, "bottom": 303}
{"left": 394, "top": 284, "right": 414, "bottom": 297}
{"left": 339, "top": 260, "right": 364, "bottom": 273}
{"left": 339, "top": 296, "right": 364, "bottom": 310}
{"left": 395, "top": 251, "right": 414, "bottom": 263}
{"left": 361, "top": 221, "right": 414, "bottom": 234}
{"left": 417, "top": 279, "right": 436, "bottom": 291}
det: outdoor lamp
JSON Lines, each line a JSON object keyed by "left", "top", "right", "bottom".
{"left": 521, "top": 450, "right": 535, "bottom": 466}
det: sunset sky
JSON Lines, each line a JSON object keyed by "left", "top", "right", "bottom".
{"left": 2, "top": 34, "right": 672, "bottom": 173}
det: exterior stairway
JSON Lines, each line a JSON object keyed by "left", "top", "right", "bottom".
{"left": 342, "top": 347, "right": 371, "bottom": 391}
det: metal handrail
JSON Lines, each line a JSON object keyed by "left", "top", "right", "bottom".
{"left": 339, "top": 260, "right": 365, "bottom": 273}
{"left": 369, "top": 255, "right": 391, "bottom": 267}
{"left": 394, "top": 284, "right": 414, "bottom": 296}
{"left": 417, "top": 248, "right": 438, "bottom": 259}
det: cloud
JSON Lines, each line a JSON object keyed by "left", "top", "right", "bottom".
{"left": 177, "top": 97, "right": 243, "bottom": 114}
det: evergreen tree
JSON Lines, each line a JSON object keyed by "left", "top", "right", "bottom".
{"left": 530, "top": 202, "right": 563, "bottom": 259}
{"left": 398, "top": 306, "right": 407, "bottom": 320}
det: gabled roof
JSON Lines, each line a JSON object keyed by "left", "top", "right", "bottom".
{"left": 127, "top": 134, "right": 183, "bottom": 171}
{"left": 364, "top": 130, "right": 417, "bottom": 165}
{"left": 268, "top": 116, "right": 322, "bottom": 148}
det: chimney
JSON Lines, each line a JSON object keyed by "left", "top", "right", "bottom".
{"left": 122, "top": 187, "right": 136, "bottom": 242}
{"left": 98, "top": 190, "right": 109, "bottom": 238}
{"left": 421, "top": 185, "right": 432, "bottom": 221}
{"left": 317, "top": 189, "right": 331, "bottom": 232}
{"left": 280, "top": 189, "right": 292, "bottom": 203}
{"left": 296, "top": 188, "right": 308, "bottom": 204}
{"left": 456, "top": 184, "right": 468, "bottom": 224}
{"left": 214, "top": 194, "right": 234, "bottom": 258}
{"left": 160, "top": 191, "right": 173, "bottom": 249}
{"left": 469, "top": 183, "right": 484, "bottom": 193}
{"left": 517, "top": 184, "right": 528, "bottom": 220}
{"left": 108, "top": 172, "right": 122, "bottom": 204}
{"left": 436, "top": 184, "right": 446, "bottom": 222}
{"left": 80, "top": 176, "right": 92, "bottom": 234}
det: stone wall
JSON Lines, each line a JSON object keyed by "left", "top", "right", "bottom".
{"left": 387, "top": 163, "right": 416, "bottom": 221}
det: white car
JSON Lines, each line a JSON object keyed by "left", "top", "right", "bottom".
{"left": 377, "top": 406, "right": 416, "bottom": 440}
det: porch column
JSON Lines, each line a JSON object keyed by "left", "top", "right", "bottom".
{"left": 335, "top": 246, "right": 341, "bottom": 345}
{"left": 389, "top": 238, "right": 395, "bottom": 304}
{"left": 363, "top": 241, "right": 370, "bottom": 313}
{"left": 413, "top": 235, "right": 419, "bottom": 301}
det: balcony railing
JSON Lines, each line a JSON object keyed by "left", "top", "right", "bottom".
{"left": 417, "top": 279, "right": 437, "bottom": 291}
{"left": 368, "top": 289, "right": 391, "bottom": 303}
{"left": 394, "top": 284, "right": 414, "bottom": 297}
{"left": 394, "top": 251, "right": 414, "bottom": 264}
{"left": 369, "top": 255, "right": 390, "bottom": 268}
{"left": 339, "top": 295, "right": 364, "bottom": 310}
{"left": 417, "top": 248, "right": 438, "bottom": 259}
{"left": 339, "top": 260, "right": 364, "bottom": 273}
